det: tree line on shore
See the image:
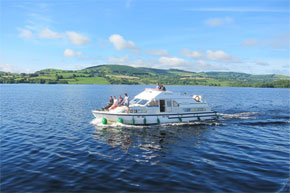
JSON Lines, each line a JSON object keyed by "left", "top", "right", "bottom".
{"left": 1, "top": 64, "right": 289, "bottom": 88}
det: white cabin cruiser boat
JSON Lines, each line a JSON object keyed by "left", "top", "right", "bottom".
{"left": 92, "top": 88, "right": 218, "bottom": 125}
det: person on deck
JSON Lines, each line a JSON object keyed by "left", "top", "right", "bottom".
{"left": 160, "top": 84, "right": 166, "bottom": 91}
{"left": 109, "top": 96, "right": 118, "bottom": 110}
{"left": 156, "top": 82, "right": 161, "bottom": 90}
{"left": 122, "top": 93, "right": 130, "bottom": 113}
{"left": 118, "top": 95, "right": 123, "bottom": 106}
{"left": 104, "top": 96, "right": 113, "bottom": 110}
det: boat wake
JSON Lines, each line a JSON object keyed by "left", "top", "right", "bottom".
{"left": 240, "top": 120, "right": 290, "bottom": 126}
{"left": 220, "top": 112, "right": 259, "bottom": 120}
{"left": 162, "top": 121, "right": 222, "bottom": 127}
{"left": 219, "top": 111, "right": 290, "bottom": 126}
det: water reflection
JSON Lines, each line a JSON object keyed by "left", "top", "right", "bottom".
{"left": 90, "top": 123, "right": 213, "bottom": 164}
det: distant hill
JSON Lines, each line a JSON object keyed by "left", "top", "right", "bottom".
{"left": 1, "top": 64, "right": 289, "bottom": 88}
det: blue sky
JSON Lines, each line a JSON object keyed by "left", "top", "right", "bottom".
{"left": 0, "top": 0, "right": 289, "bottom": 75}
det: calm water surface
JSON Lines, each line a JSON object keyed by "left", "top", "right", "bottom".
{"left": 1, "top": 84, "right": 289, "bottom": 192}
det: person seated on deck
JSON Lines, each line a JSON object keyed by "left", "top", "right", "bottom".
{"left": 118, "top": 95, "right": 123, "bottom": 106}
{"left": 109, "top": 96, "right": 118, "bottom": 110}
{"left": 156, "top": 82, "right": 161, "bottom": 90}
{"left": 160, "top": 84, "right": 166, "bottom": 91}
{"left": 104, "top": 96, "right": 113, "bottom": 110}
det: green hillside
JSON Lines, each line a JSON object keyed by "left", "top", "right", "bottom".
{"left": 0, "top": 64, "right": 289, "bottom": 88}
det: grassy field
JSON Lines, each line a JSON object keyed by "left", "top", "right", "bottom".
{"left": 67, "top": 77, "right": 110, "bottom": 84}
{"left": 1, "top": 64, "right": 289, "bottom": 88}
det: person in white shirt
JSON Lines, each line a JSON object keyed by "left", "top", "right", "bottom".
{"left": 122, "top": 93, "right": 130, "bottom": 113}
{"left": 109, "top": 96, "right": 118, "bottom": 110}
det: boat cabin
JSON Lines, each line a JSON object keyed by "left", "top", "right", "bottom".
{"left": 129, "top": 88, "right": 208, "bottom": 114}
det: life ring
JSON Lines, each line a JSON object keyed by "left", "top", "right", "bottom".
{"left": 194, "top": 95, "right": 201, "bottom": 102}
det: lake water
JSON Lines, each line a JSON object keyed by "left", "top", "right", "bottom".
{"left": 1, "top": 84, "right": 289, "bottom": 192}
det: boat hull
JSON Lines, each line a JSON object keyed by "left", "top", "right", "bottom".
{"left": 92, "top": 110, "right": 218, "bottom": 125}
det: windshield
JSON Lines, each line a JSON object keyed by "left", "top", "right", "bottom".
{"left": 130, "top": 98, "right": 141, "bottom": 105}
{"left": 137, "top": 99, "right": 149, "bottom": 105}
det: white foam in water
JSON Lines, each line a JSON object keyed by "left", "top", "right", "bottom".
{"left": 90, "top": 119, "right": 102, "bottom": 126}
{"left": 220, "top": 112, "right": 259, "bottom": 120}
{"left": 163, "top": 122, "right": 203, "bottom": 127}
{"left": 90, "top": 120, "right": 122, "bottom": 128}
{"left": 162, "top": 121, "right": 222, "bottom": 127}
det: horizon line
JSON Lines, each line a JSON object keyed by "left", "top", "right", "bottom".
{"left": 1, "top": 64, "right": 288, "bottom": 77}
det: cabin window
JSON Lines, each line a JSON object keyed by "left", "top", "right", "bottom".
{"left": 191, "top": 108, "right": 206, "bottom": 111}
{"left": 167, "top": 100, "right": 172, "bottom": 107}
{"left": 173, "top": 100, "right": 179, "bottom": 107}
{"left": 147, "top": 99, "right": 159, "bottom": 107}
{"left": 138, "top": 99, "right": 148, "bottom": 105}
{"left": 130, "top": 98, "right": 141, "bottom": 105}
{"left": 182, "top": 108, "right": 206, "bottom": 112}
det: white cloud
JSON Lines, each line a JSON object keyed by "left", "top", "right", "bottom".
{"left": 17, "top": 28, "right": 90, "bottom": 46}
{"left": 181, "top": 49, "right": 240, "bottom": 63}
{"left": 159, "top": 56, "right": 186, "bottom": 66}
{"left": 193, "top": 60, "right": 228, "bottom": 71}
{"left": 109, "top": 34, "right": 139, "bottom": 52}
{"left": 107, "top": 55, "right": 149, "bottom": 67}
{"left": 132, "top": 58, "right": 150, "bottom": 67}
{"left": 39, "top": 28, "right": 62, "bottom": 39}
{"left": 66, "top": 31, "right": 90, "bottom": 45}
{"left": 268, "top": 34, "right": 290, "bottom": 49}
{"left": 0, "top": 63, "right": 33, "bottom": 73}
{"left": 17, "top": 2, "right": 53, "bottom": 33}
{"left": 146, "top": 49, "right": 170, "bottom": 56}
{"left": 242, "top": 39, "right": 258, "bottom": 47}
{"left": 206, "top": 50, "right": 240, "bottom": 63}
{"left": 18, "top": 28, "right": 33, "bottom": 39}
{"left": 107, "top": 55, "right": 130, "bottom": 64}
{"left": 63, "top": 49, "right": 83, "bottom": 57}
{"left": 205, "top": 17, "right": 233, "bottom": 27}
{"left": 242, "top": 34, "right": 289, "bottom": 49}
{"left": 254, "top": 59, "right": 270, "bottom": 66}
{"left": 106, "top": 55, "right": 186, "bottom": 69}
{"left": 234, "top": 59, "right": 290, "bottom": 75}
{"left": 180, "top": 49, "right": 203, "bottom": 58}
